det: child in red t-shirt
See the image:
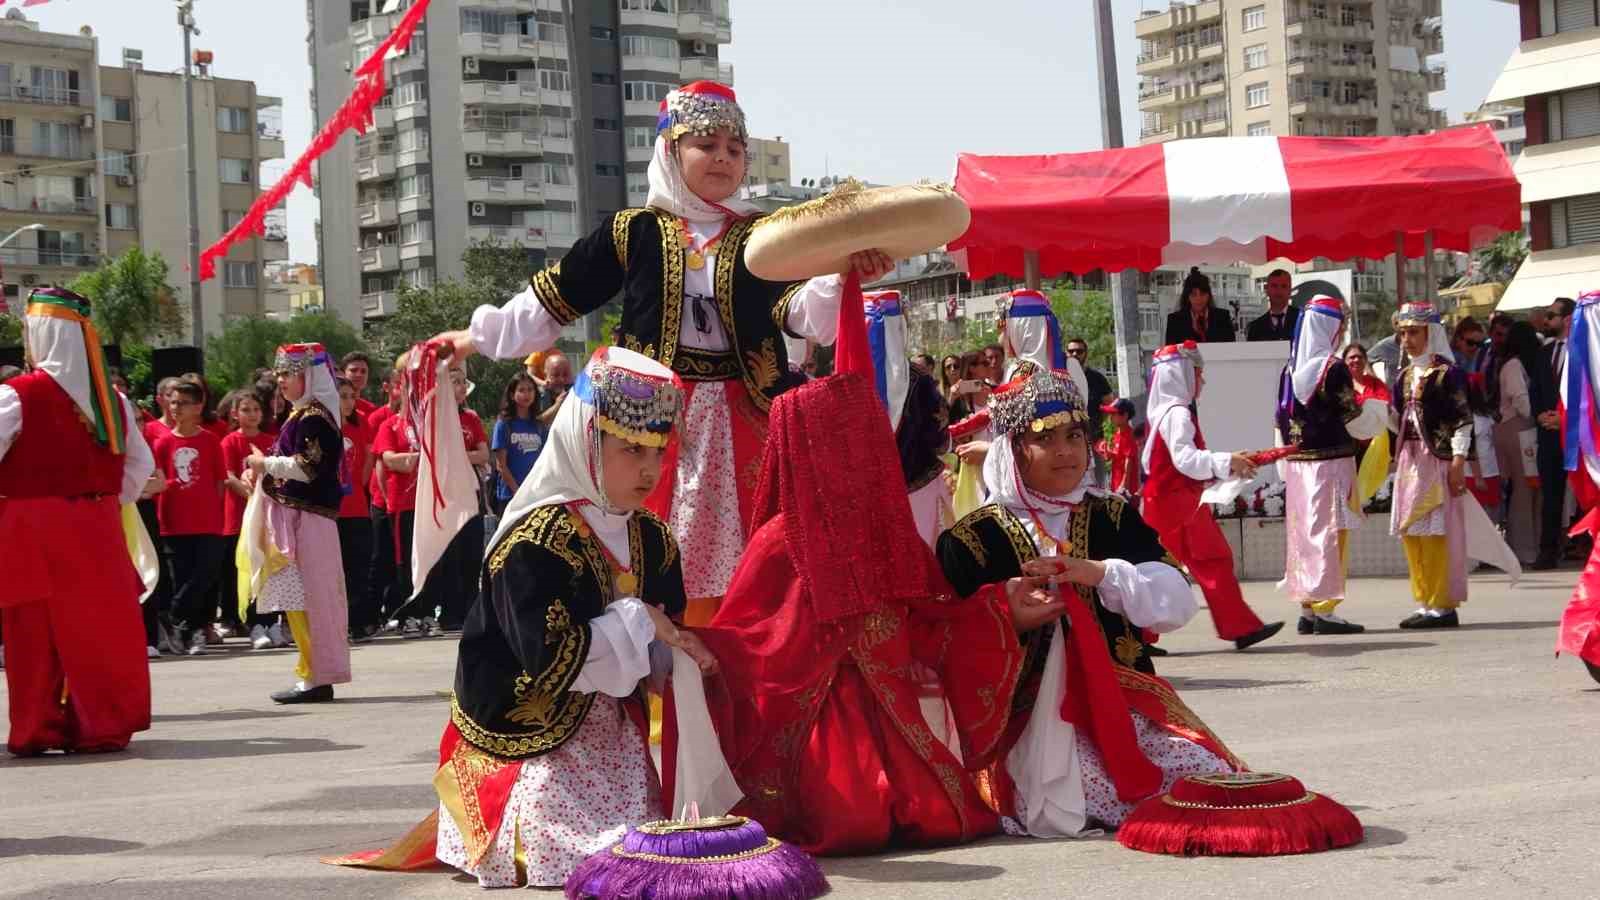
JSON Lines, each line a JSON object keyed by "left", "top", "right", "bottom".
{"left": 220, "top": 391, "right": 281, "bottom": 649}
{"left": 335, "top": 376, "right": 379, "bottom": 641}
{"left": 372, "top": 389, "right": 421, "bottom": 630}
{"left": 152, "top": 381, "right": 227, "bottom": 656}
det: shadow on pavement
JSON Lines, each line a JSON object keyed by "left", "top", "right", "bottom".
{"left": 252, "top": 783, "right": 437, "bottom": 814}
{"left": 332, "top": 692, "right": 452, "bottom": 705}
{"left": 1453, "top": 620, "right": 1560, "bottom": 632}
{"left": 823, "top": 858, "right": 1006, "bottom": 884}
{"left": 1165, "top": 677, "right": 1312, "bottom": 691}
{"left": 0, "top": 836, "right": 145, "bottom": 858}
{"left": 1174, "top": 640, "right": 1437, "bottom": 659}
{"left": 3, "top": 737, "right": 361, "bottom": 766}
{"left": 7, "top": 874, "right": 427, "bottom": 900}
{"left": 1350, "top": 824, "right": 1408, "bottom": 850}
{"left": 151, "top": 708, "right": 308, "bottom": 724}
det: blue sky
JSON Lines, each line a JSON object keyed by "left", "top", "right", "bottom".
{"left": 27, "top": 0, "right": 1521, "bottom": 263}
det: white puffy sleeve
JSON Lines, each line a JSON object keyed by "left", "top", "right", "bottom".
{"left": 1159, "top": 408, "right": 1233, "bottom": 481}
{"left": 0, "top": 385, "right": 19, "bottom": 463}
{"left": 469, "top": 285, "right": 564, "bottom": 361}
{"left": 570, "top": 596, "right": 657, "bottom": 698}
{"left": 782, "top": 274, "right": 844, "bottom": 346}
{"left": 1095, "top": 559, "right": 1197, "bottom": 633}
{"left": 118, "top": 396, "right": 155, "bottom": 504}
{"left": 1345, "top": 399, "right": 1389, "bottom": 441}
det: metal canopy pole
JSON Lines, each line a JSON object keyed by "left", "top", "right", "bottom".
{"left": 1423, "top": 230, "right": 1436, "bottom": 305}
{"left": 1093, "top": 0, "right": 1144, "bottom": 405}
{"left": 1024, "top": 251, "right": 1042, "bottom": 291}
{"left": 1394, "top": 232, "right": 1407, "bottom": 308}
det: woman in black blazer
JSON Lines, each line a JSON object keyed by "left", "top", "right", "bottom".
{"left": 1163, "top": 267, "right": 1236, "bottom": 344}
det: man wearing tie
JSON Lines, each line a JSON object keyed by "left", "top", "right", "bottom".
{"left": 1534, "top": 297, "right": 1577, "bottom": 570}
{"left": 1246, "top": 269, "right": 1299, "bottom": 342}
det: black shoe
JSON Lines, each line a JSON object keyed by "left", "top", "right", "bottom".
{"left": 1145, "top": 644, "right": 1170, "bottom": 657}
{"left": 1313, "top": 616, "right": 1365, "bottom": 635}
{"left": 1400, "top": 610, "right": 1459, "bottom": 629}
{"left": 1234, "top": 621, "right": 1285, "bottom": 650}
{"left": 1297, "top": 616, "right": 1316, "bottom": 635}
{"left": 271, "top": 684, "right": 334, "bottom": 704}
{"left": 1585, "top": 660, "right": 1600, "bottom": 687}
{"left": 1530, "top": 555, "right": 1559, "bottom": 571}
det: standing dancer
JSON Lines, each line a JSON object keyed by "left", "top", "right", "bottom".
{"left": 241, "top": 343, "right": 350, "bottom": 702}
{"left": 1142, "top": 342, "right": 1284, "bottom": 650}
{"left": 1557, "top": 291, "right": 1600, "bottom": 684}
{"left": 433, "top": 81, "right": 888, "bottom": 624}
{"left": 1276, "top": 296, "right": 1389, "bottom": 635}
{"left": 1388, "top": 303, "right": 1476, "bottom": 629}
{"left": 0, "top": 287, "right": 154, "bottom": 755}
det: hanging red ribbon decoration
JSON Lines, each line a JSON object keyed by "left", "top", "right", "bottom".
{"left": 197, "top": 0, "right": 433, "bottom": 280}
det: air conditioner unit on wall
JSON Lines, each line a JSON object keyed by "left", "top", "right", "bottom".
{"left": 471, "top": 202, "right": 487, "bottom": 216}
{"left": 467, "top": 153, "right": 484, "bottom": 167}
{"left": 691, "top": 41, "right": 709, "bottom": 55}
{"left": 116, "top": 174, "right": 134, "bottom": 186}
{"left": 463, "top": 57, "right": 479, "bottom": 74}
{"left": 81, "top": 113, "right": 95, "bottom": 129}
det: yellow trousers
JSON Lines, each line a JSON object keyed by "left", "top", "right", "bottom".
{"left": 1301, "top": 531, "right": 1349, "bottom": 616}
{"left": 286, "top": 611, "right": 313, "bottom": 683}
{"left": 1401, "top": 535, "right": 1459, "bottom": 610}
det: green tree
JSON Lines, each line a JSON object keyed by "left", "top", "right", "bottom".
{"left": 1355, "top": 290, "right": 1397, "bottom": 343}
{"left": 67, "top": 247, "right": 182, "bottom": 347}
{"left": 1047, "top": 287, "right": 1115, "bottom": 371}
{"left": 0, "top": 312, "right": 19, "bottom": 348}
{"left": 204, "top": 312, "right": 366, "bottom": 396}
{"left": 1474, "top": 231, "right": 1528, "bottom": 284}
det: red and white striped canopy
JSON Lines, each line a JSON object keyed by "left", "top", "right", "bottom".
{"left": 949, "top": 126, "right": 1521, "bottom": 280}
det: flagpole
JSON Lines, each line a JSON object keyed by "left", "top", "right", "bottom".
{"left": 179, "top": 1, "right": 204, "bottom": 343}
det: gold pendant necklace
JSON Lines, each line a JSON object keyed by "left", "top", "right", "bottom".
{"left": 685, "top": 249, "right": 706, "bottom": 271}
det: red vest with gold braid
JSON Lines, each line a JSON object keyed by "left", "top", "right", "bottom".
{"left": 0, "top": 371, "right": 124, "bottom": 498}
{"left": 1140, "top": 418, "right": 1207, "bottom": 536}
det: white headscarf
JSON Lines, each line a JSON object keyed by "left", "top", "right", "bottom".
{"left": 1287, "top": 298, "right": 1347, "bottom": 404}
{"left": 276, "top": 344, "right": 342, "bottom": 421}
{"left": 1142, "top": 344, "right": 1201, "bottom": 470}
{"left": 487, "top": 347, "right": 678, "bottom": 554}
{"left": 24, "top": 314, "right": 97, "bottom": 431}
{"left": 645, "top": 134, "right": 760, "bottom": 225}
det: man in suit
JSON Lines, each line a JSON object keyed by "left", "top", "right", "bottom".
{"left": 1534, "top": 297, "right": 1577, "bottom": 570}
{"left": 1246, "top": 269, "right": 1299, "bottom": 342}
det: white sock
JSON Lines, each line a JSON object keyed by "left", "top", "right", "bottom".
{"left": 1424, "top": 607, "right": 1449, "bottom": 617}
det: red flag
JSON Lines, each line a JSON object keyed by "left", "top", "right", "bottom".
{"left": 23, "top": 0, "right": 56, "bottom": 8}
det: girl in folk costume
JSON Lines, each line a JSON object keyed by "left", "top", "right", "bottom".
{"left": 332, "top": 348, "right": 717, "bottom": 887}
{"left": 0, "top": 287, "right": 155, "bottom": 755}
{"left": 240, "top": 343, "right": 350, "bottom": 704}
{"left": 1557, "top": 291, "right": 1600, "bottom": 684}
{"left": 1275, "top": 297, "right": 1389, "bottom": 636}
{"left": 1388, "top": 303, "right": 1476, "bottom": 630}
{"left": 436, "top": 81, "right": 890, "bottom": 624}
{"left": 935, "top": 364, "right": 1242, "bottom": 833}
{"left": 679, "top": 299, "right": 1026, "bottom": 854}
{"left": 1141, "top": 342, "right": 1284, "bottom": 650}
{"left": 999, "top": 289, "right": 1066, "bottom": 380}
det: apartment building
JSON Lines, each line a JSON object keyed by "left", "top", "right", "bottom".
{"left": 0, "top": 11, "right": 286, "bottom": 340}
{"left": 1488, "top": 0, "right": 1600, "bottom": 310}
{"left": 307, "top": 0, "right": 733, "bottom": 324}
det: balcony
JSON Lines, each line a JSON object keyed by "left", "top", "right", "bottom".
{"left": 469, "top": 224, "right": 548, "bottom": 249}
{"left": 543, "top": 182, "right": 579, "bottom": 204}
{"left": 0, "top": 83, "right": 87, "bottom": 108}
{"left": 1286, "top": 16, "right": 1376, "bottom": 42}
{"left": 623, "top": 50, "right": 681, "bottom": 77}
{"left": 397, "top": 146, "right": 430, "bottom": 169}
{"left": 360, "top": 245, "right": 400, "bottom": 273}
{"left": 462, "top": 128, "right": 541, "bottom": 157}
{"left": 398, "top": 192, "right": 432, "bottom": 215}
{"left": 1291, "top": 96, "right": 1379, "bottom": 118}
{"left": 400, "top": 240, "right": 434, "bottom": 262}
{"left": 1137, "top": 48, "right": 1176, "bottom": 74}
{"left": 1172, "top": 40, "right": 1223, "bottom": 66}
{"left": 1176, "top": 112, "right": 1229, "bottom": 139}
{"left": 1135, "top": 1, "right": 1222, "bottom": 38}
{"left": 359, "top": 199, "right": 398, "bottom": 227}
{"left": 681, "top": 56, "right": 721, "bottom": 83}
{"left": 626, "top": 144, "right": 654, "bottom": 164}
{"left": 390, "top": 48, "right": 426, "bottom": 76}
{"left": 355, "top": 155, "right": 396, "bottom": 182}
{"left": 466, "top": 177, "right": 544, "bottom": 205}
{"left": 1424, "top": 65, "right": 1446, "bottom": 92}
{"left": 620, "top": 5, "right": 677, "bottom": 29}
{"left": 373, "top": 104, "right": 395, "bottom": 131}
{"left": 1141, "top": 123, "right": 1177, "bottom": 144}
{"left": 624, "top": 98, "right": 661, "bottom": 119}
{"left": 1139, "top": 82, "right": 1177, "bottom": 108}
{"left": 461, "top": 79, "right": 542, "bottom": 106}
{"left": 0, "top": 195, "right": 97, "bottom": 218}
{"left": 460, "top": 31, "right": 542, "bottom": 60}
{"left": 1172, "top": 77, "right": 1225, "bottom": 104}
{"left": 362, "top": 290, "right": 399, "bottom": 318}
{"left": 263, "top": 234, "right": 290, "bottom": 261}
{"left": 0, "top": 247, "right": 97, "bottom": 269}
{"left": 0, "top": 137, "right": 96, "bottom": 164}
{"left": 394, "top": 99, "right": 428, "bottom": 123}
{"left": 348, "top": 13, "right": 395, "bottom": 45}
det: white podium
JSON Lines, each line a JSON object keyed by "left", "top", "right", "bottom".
{"left": 1191, "top": 340, "right": 1289, "bottom": 453}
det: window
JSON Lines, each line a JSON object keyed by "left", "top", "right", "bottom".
{"left": 394, "top": 81, "right": 427, "bottom": 106}
{"left": 620, "top": 0, "right": 675, "bottom": 11}
{"left": 1344, "top": 121, "right": 1366, "bottom": 136}
{"left": 591, "top": 25, "right": 615, "bottom": 40}
{"left": 594, "top": 117, "right": 619, "bottom": 131}
{"left": 1549, "top": 87, "right": 1600, "bottom": 142}
{"left": 216, "top": 106, "right": 250, "bottom": 133}
{"left": 1508, "top": 111, "right": 1525, "bottom": 128}
{"left": 400, "top": 220, "right": 432, "bottom": 245}
{"left": 621, "top": 35, "right": 678, "bottom": 59}
{"left": 1505, "top": 140, "right": 1525, "bottom": 156}
{"left": 1244, "top": 44, "right": 1267, "bottom": 70}
{"left": 768, "top": 154, "right": 782, "bottom": 167}
{"left": 1553, "top": 194, "right": 1600, "bottom": 247}
{"left": 223, "top": 210, "right": 246, "bottom": 231}
{"left": 404, "top": 268, "right": 435, "bottom": 290}
{"left": 397, "top": 128, "right": 430, "bottom": 152}
{"left": 623, "top": 81, "right": 672, "bottom": 103}
{"left": 592, "top": 72, "right": 617, "bottom": 85}
{"left": 224, "top": 262, "right": 258, "bottom": 288}
{"left": 0, "top": 118, "right": 11, "bottom": 155}
{"left": 547, "top": 209, "right": 578, "bottom": 235}
{"left": 35, "top": 229, "right": 86, "bottom": 265}
{"left": 30, "top": 66, "right": 78, "bottom": 104}
{"left": 625, "top": 125, "right": 654, "bottom": 148}
{"left": 1552, "top": 0, "right": 1597, "bottom": 34}
{"left": 1242, "top": 4, "right": 1266, "bottom": 31}
{"left": 219, "top": 158, "right": 252, "bottom": 184}
{"left": 537, "top": 22, "right": 565, "bottom": 43}
{"left": 1246, "top": 82, "right": 1270, "bottom": 109}
{"left": 105, "top": 203, "right": 135, "bottom": 230}
{"left": 626, "top": 173, "right": 649, "bottom": 200}
{"left": 595, "top": 163, "right": 622, "bottom": 177}
{"left": 1246, "top": 121, "right": 1272, "bottom": 137}
{"left": 98, "top": 96, "right": 132, "bottom": 122}
{"left": 543, "top": 163, "right": 574, "bottom": 186}
{"left": 543, "top": 117, "right": 571, "bottom": 139}
{"left": 103, "top": 149, "right": 132, "bottom": 177}
{"left": 399, "top": 174, "right": 431, "bottom": 198}
{"left": 32, "top": 122, "right": 82, "bottom": 159}
{"left": 539, "top": 69, "right": 570, "bottom": 92}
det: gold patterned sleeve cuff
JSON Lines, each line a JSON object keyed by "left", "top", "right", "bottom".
{"left": 772, "top": 281, "right": 808, "bottom": 339}
{"left": 531, "top": 264, "right": 580, "bottom": 327}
